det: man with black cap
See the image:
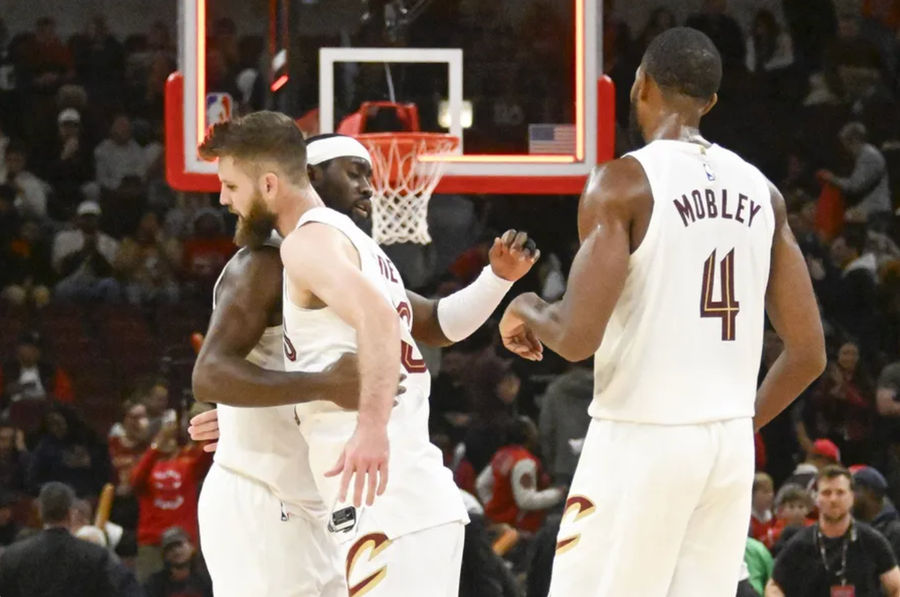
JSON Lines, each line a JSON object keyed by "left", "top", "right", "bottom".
{"left": 143, "top": 526, "right": 212, "bottom": 597}
{"left": 854, "top": 466, "right": 900, "bottom": 559}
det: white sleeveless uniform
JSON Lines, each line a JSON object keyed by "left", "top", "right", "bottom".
{"left": 197, "top": 246, "right": 345, "bottom": 597}
{"left": 550, "top": 141, "right": 775, "bottom": 597}
{"left": 282, "top": 207, "right": 468, "bottom": 597}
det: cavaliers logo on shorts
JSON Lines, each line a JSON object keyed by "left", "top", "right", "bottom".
{"left": 283, "top": 334, "right": 297, "bottom": 361}
{"left": 346, "top": 533, "right": 392, "bottom": 596}
{"left": 555, "top": 495, "right": 596, "bottom": 555}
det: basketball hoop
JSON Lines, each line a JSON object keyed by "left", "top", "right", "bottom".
{"left": 356, "top": 132, "right": 459, "bottom": 245}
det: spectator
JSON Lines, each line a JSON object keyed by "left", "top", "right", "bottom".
{"left": 877, "top": 356, "right": 900, "bottom": 443}
{"left": 24, "top": 16, "right": 73, "bottom": 92}
{"left": 538, "top": 360, "right": 591, "bottom": 486}
{"left": 685, "top": 0, "right": 746, "bottom": 69}
{"left": 0, "top": 330, "right": 73, "bottom": 409}
{"left": 745, "top": 536, "right": 775, "bottom": 596}
{"left": 74, "top": 521, "right": 143, "bottom": 597}
{"left": 751, "top": 472, "right": 777, "bottom": 543}
{"left": 853, "top": 466, "right": 900, "bottom": 559}
{"left": 44, "top": 108, "right": 94, "bottom": 215}
{"left": 108, "top": 399, "right": 149, "bottom": 534}
{"left": 818, "top": 123, "right": 891, "bottom": 232}
{"left": 0, "top": 490, "right": 21, "bottom": 547}
{"left": 115, "top": 211, "right": 181, "bottom": 306}
{"left": 0, "top": 422, "right": 30, "bottom": 494}
{"left": 766, "top": 466, "right": 900, "bottom": 596}
{"left": 464, "top": 359, "right": 522, "bottom": 475}
{"left": 746, "top": 9, "right": 795, "bottom": 73}
{"left": 52, "top": 200, "right": 121, "bottom": 303}
{"left": 477, "top": 416, "right": 565, "bottom": 533}
{"left": 813, "top": 341, "right": 875, "bottom": 464}
{"left": 822, "top": 12, "right": 885, "bottom": 101}
{"left": 27, "top": 405, "right": 111, "bottom": 498}
{"left": 180, "top": 208, "right": 235, "bottom": 297}
{"left": 137, "top": 378, "right": 171, "bottom": 439}
{"left": 2, "top": 140, "right": 49, "bottom": 221}
{"left": 94, "top": 114, "right": 146, "bottom": 191}
{"left": 131, "top": 421, "right": 212, "bottom": 582}
{"left": 1, "top": 218, "right": 53, "bottom": 310}
{"left": 769, "top": 485, "right": 815, "bottom": 555}
{"left": 0, "top": 482, "right": 114, "bottom": 597}
{"left": 784, "top": 438, "right": 842, "bottom": 491}
{"left": 143, "top": 526, "right": 212, "bottom": 597}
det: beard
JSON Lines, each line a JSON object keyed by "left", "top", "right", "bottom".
{"left": 235, "top": 192, "right": 277, "bottom": 249}
{"left": 822, "top": 510, "right": 850, "bottom": 524}
{"left": 627, "top": 102, "right": 646, "bottom": 150}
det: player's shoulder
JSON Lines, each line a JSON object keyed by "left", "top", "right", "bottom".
{"left": 220, "top": 245, "right": 282, "bottom": 288}
{"left": 580, "top": 157, "right": 651, "bottom": 218}
{"left": 282, "top": 219, "right": 358, "bottom": 269}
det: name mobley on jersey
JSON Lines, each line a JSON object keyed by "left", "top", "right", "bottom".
{"left": 673, "top": 187, "right": 764, "bottom": 229}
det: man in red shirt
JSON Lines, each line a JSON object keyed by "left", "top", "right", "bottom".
{"left": 476, "top": 416, "right": 566, "bottom": 533}
{"left": 131, "top": 420, "right": 211, "bottom": 583}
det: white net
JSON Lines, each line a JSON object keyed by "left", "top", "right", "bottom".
{"left": 357, "top": 133, "right": 459, "bottom": 245}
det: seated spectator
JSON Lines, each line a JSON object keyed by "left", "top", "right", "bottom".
{"left": 0, "top": 482, "right": 114, "bottom": 597}
{"left": 108, "top": 399, "right": 149, "bottom": 533}
{"left": 538, "top": 359, "right": 592, "bottom": 486}
{"left": 853, "top": 466, "right": 900, "bottom": 559}
{"left": 131, "top": 420, "right": 212, "bottom": 582}
{"left": 0, "top": 490, "right": 21, "bottom": 548}
{"left": 751, "top": 472, "right": 776, "bottom": 543}
{"left": 94, "top": 114, "right": 147, "bottom": 192}
{"left": 0, "top": 330, "right": 73, "bottom": 410}
{"left": 1, "top": 140, "right": 49, "bottom": 221}
{"left": 477, "top": 416, "right": 565, "bottom": 533}
{"left": 0, "top": 422, "right": 30, "bottom": 494}
{"left": 744, "top": 536, "right": 775, "bottom": 596}
{"left": 746, "top": 9, "right": 795, "bottom": 73}
{"left": 1, "top": 218, "right": 53, "bottom": 310}
{"left": 818, "top": 123, "right": 891, "bottom": 233}
{"left": 133, "top": 377, "right": 171, "bottom": 439}
{"left": 143, "top": 526, "right": 212, "bottom": 597}
{"left": 769, "top": 485, "right": 815, "bottom": 554}
{"left": 784, "top": 438, "right": 842, "bottom": 491}
{"left": 813, "top": 341, "right": 875, "bottom": 464}
{"left": 26, "top": 405, "right": 111, "bottom": 498}
{"left": 878, "top": 356, "right": 900, "bottom": 445}
{"left": 44, "top": 108, "right": 94, "bottom": 217}
{"left": 116, "top": 211, "right": 181, "bottom": 306}
{"left": 767, "top": 465, "right": 900, "bottom": 596}
{"left": 181, "top": 207, "right": 234, "bottom": 295}
{"left": 52, "top": 200, "right": 121, "bottom": 303}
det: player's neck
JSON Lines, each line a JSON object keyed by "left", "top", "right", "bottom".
{"left": 275, "top": 187, "right": 325, "bottom": 236}
{"left": 819, "top": 514, "right": 852, "bottom": 538}
{"left": 646, "top": 112, "right": 706, "bottom": 145}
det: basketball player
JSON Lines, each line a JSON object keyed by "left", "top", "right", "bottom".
{"left": 499, "top": 28, "right": 827, "bottom": 596}
{"left": 196, "top": 120, "right": 538, "bottom": 596}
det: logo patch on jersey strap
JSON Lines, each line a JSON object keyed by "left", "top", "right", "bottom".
{"left": 555, "top": 495, "right": 596, "bottom": 555}
{"left": 283, "top": 334, "right": 297, "bottom": 361}
{"left": 346, "top": 533, "right": 391, "bottom": 597}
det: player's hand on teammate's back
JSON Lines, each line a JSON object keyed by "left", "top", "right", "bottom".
{"left": 188, "top": 408, "right": 220, "bottom": 453}
{"left": 325, "top": 423, "right": 390, "bottom": 508}
{"left": 324, "top": 353, "right": 407, "bottom": 410}
{"left": 499, "top": 293, "right": 544, "bottom": 361}
{"left": 489, "top": 229, "right": 541, "bottom": 281}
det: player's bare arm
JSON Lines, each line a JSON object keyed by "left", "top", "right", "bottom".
{"left": 407, "top": 229, "right": 540, "bottom": 347}
{"left": 754, "top": 181, "right": 826, "bottom": 431}
{"left": 499, "top": 159, "right": 649, "bottom": 362}
{"left": 192, "top": 247, "right": 360, "bottom": 408}
{"left": 281, "top": 222, "right": 400, "bottom": 508}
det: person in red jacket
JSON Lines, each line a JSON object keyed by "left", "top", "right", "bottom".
{"left": 476, "top": 416, "right": 566, "bottom": 533}
{"left": 131, "top": 418, "right": 211, "bottom": 583}
{"left": 749, "top": 472, "right": 775, "bottom": 542}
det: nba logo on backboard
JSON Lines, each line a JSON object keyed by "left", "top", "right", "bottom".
{"left": 206, "top": 93, "right": 233, "bottom": 128}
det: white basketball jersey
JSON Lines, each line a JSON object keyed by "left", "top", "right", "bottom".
{"left": 210, "top": 247, "right": 326, "bottom": 518}
{"left": 282, "top": 207, "right": 467, "bottom": 538}
{"left": 590, "top": 140, "right": 775, "bottom": 425}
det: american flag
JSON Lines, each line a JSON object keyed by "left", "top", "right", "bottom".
{"left": 529, "top": 124, "right": 576, "bottom": 154}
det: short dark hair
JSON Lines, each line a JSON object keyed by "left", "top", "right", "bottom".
{"left": 198, "top": 111, "right": 308, "bottom": 184}
{"left": 642, "top": 27, "right": 722, "bottom": 99}
{"left": 776, "top": 484, "right": 813, "bottom": 509}
{"left": 38, "top": 482, "right": 75, "bottom": 524}
{"left": 816, "top": 465, "right": 854, "bottom": 491}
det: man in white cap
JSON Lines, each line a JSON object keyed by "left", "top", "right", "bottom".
{"left": 190, "top": 129, "right": 538, "bottom": 596}
{"left": 52, "top": 200, "right": 121, "bottom": 303}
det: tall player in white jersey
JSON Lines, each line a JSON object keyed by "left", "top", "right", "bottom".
{"left": 500, "top": 28, "right": 827, "bottom": 596}
{"left": 189, "top": 132, "right": 537, "bottom": 595}
{"left": 197, "top": 117, "right": 539, "bottom": 596}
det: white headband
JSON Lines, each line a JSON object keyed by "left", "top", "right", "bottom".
{"left": 307, "top": 135, "right": 372, "bottom": 167}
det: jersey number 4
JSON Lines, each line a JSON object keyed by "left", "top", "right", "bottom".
{"left": 700, "top": 249, "right": 740, "bottom": 341}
